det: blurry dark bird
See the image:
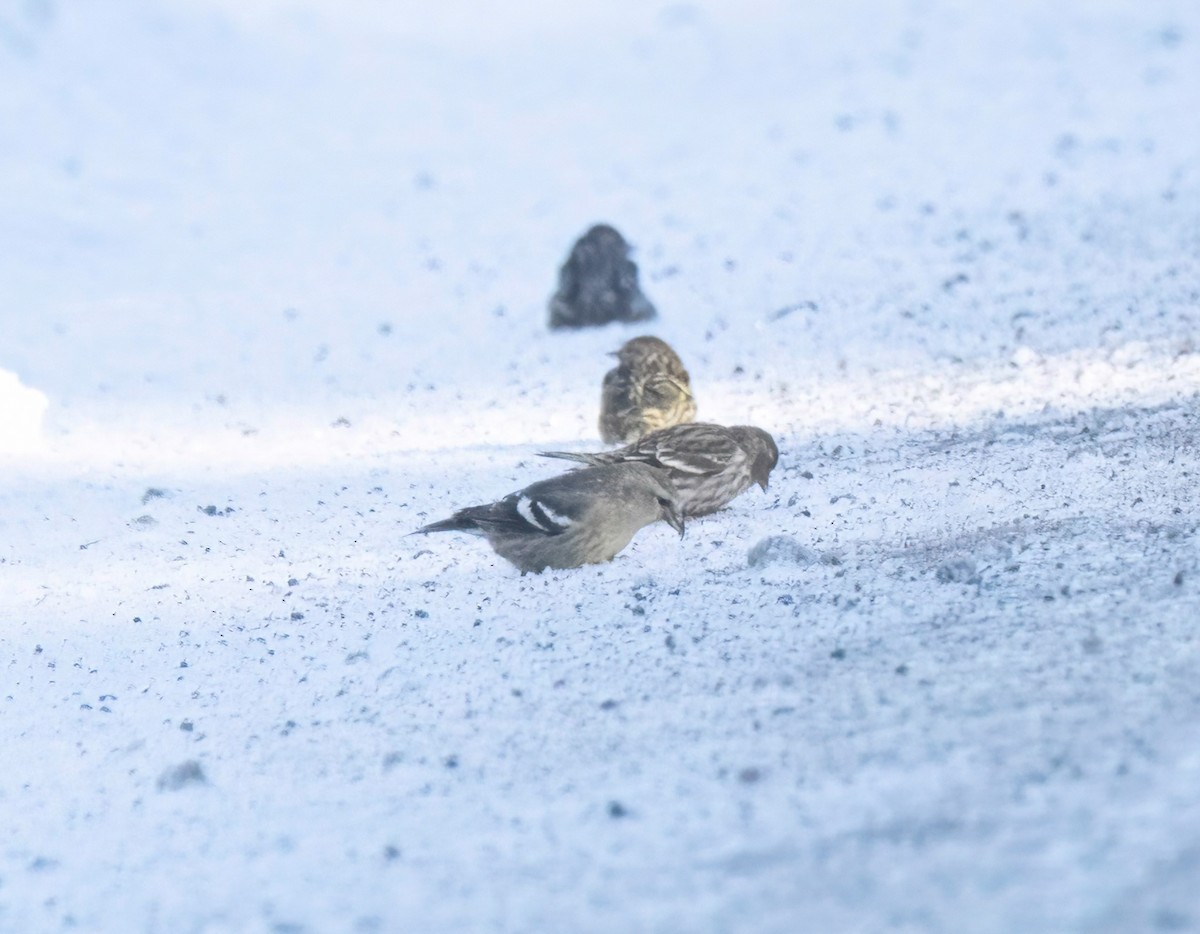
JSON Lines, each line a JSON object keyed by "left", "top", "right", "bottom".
{"left": 412, "top": 463, "right": 684, "bottom": 573}
{"left": 599, "top": 335, "right": 696, "bottom": 443}
{"left": 548, "top": 224, "right": 657, "bottom": 329}
{"left": 541, "top": 422, "right": 778, "bottom": 517}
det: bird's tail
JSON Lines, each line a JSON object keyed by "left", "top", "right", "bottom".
{"left": 537, "top": 450, "right": 603, "bottom": 465}
{"left": 411, "top": 515, "right": 478, "bottom": 535}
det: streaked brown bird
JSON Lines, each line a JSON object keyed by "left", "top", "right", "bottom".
{"left": 599, "top": 335, "right": 697, "bottom": 444}
{"left": 412, "top": 463, "right": 685, "bottom": 574}
{"left": 541, "top": 422, "right": 778, "bottom": 517}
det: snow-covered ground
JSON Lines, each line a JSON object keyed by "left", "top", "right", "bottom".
{"left": 2, "top": 1, "right": 1199, "bottom": 931}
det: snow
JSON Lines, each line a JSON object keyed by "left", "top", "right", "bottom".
{"left": 2, "top": 0, "right": 1199, "bottom": 931}
{"left": 0, "top": 369, "right": 48, "bottom": 454}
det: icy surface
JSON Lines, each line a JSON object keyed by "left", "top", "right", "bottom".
{"left": 2, "top": 1, "right": 1199, "bottom": 931}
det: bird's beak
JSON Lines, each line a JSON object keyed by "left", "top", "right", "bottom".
{"left": 664, "top": 503, "right": 686, "bottom": 538}
{"left": 753, "top": 462, "right": 772, "bottom": 491}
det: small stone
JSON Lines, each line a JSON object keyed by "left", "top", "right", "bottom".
{"left": 1081, "top": 633, "right": 1103, "bottom": 654}
{"left": 157, "top": 760, "right": 206, "bottom": 791}
{"left": 747, "top": 535, "right": 817, "bottom": 568}
{"left": 936, "top": 557, "right": 978, "bottom": 584}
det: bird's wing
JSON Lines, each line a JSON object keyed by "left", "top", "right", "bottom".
{"left": 641, "top": 426, "right": 740, "bottom": 475}
{"left": 642, "top": 374, "right": 693, "bottom": 405}
{"left": 463, "top": 489, "right": 579, "bottom": 537}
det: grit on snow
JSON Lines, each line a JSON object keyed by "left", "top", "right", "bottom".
{"left": 2, "top": 1, "right": 1199, "bottom": 931}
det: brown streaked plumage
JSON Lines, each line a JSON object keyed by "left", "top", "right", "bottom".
{"left": 541, "top": 422, "right": 779, "bottom": 517}
{"left": 599, "top": 336, "right": 697, "bottom": 444}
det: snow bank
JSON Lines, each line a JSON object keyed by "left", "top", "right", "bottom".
{"left": 0, "top": 369, "right": 48, "bottom": 454}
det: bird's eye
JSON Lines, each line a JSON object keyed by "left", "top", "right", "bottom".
{"left": 656, "top": 497, "right": 672, "bottom": 510}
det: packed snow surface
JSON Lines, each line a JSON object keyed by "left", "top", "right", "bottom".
{"left": 2, "top": 1, "right": 1199, "bottom": 931}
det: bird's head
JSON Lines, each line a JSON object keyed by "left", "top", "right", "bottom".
{"left": 611, "top": 335, "right": 683, "bottom": 372}
{"left": 635, "top": 464, "right": 686, "bottom": 537}
{"left": 657, "top": 494, "right": 686, "bottom": 537}
{"left": 732, "top": 426, "right": 780, "bottom": 491}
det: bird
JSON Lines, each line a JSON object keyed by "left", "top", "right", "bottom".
{"left": 540, "top": 423, "right": 779, "bottom": 517}
{"left": 599, "top": 335, "right": 697, "bottom": 443}
{"left": 412, "top": 463, "right": 685, "bottom": 573}
{"left": 548, "top": 224, "right": 657, "bottom": 330}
